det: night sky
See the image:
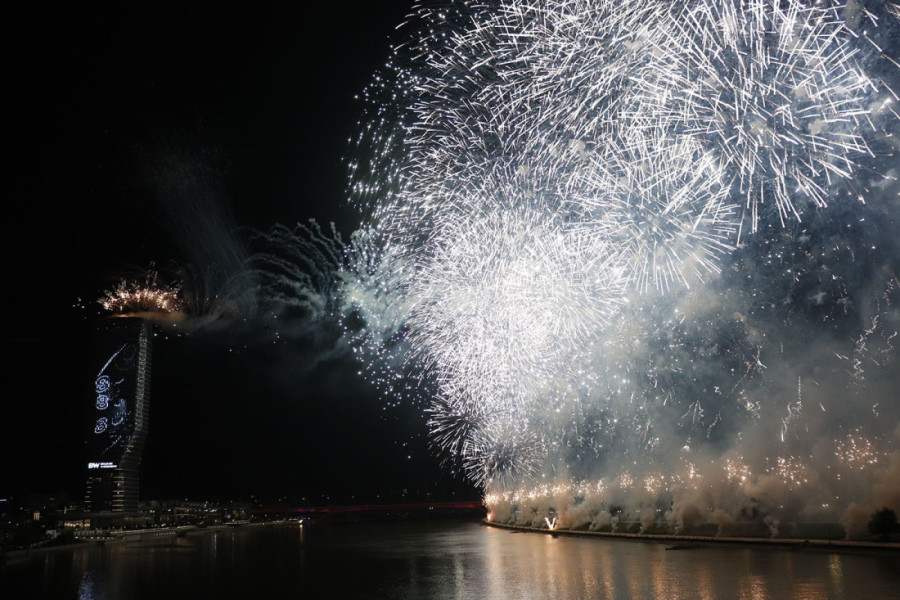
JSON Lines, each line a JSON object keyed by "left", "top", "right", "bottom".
{"left": 3, "top": 2, "right": 476, "bottom": 503}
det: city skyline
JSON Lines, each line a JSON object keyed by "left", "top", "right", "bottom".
{"left": 2, "top": 1, "right": 476, "bottom": 503}
{"left": 4, "top": 1, "right": 899, "bottom": 523}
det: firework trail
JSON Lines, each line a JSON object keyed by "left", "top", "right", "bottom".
{"left": 628, "top": 0, "right": 889, "bottom": 233}
{"left": 248, "top": 220, "right": 346, "bottom": 320}
{"left": 409, "top": 208, "right": 624, "bottom": 410}
{"left": 168, "top": 261, "right": 245, "bottom": 320}
{"left": 567, "top": 131, "right": 738, "bottom": 292}
{"left": 332, "top": 0, "right": 900, "bottom": 532}
{"left": 463, "top": 418, "right": 544, "bottom": 489}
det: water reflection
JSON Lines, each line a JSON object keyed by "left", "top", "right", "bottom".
{"left": 78, "top": 571, "right": 107, "bottom": 600}
{"left": 2, "top": 521, "right": 898, "bottom": 599}
{"left": 828, "top": 554, "right": 843, "bottom": 597}
{"left": 740, "top": 574, "right": 766, "bottom": 600}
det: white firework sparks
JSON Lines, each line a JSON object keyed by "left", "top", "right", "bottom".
{"left": 99, "top": 271, "right": 180, "bottom": 314}
{"left": 408, "top": 208, "right": 625, "bottom": 415}
{"left": 337, "top": 0, "right": 899, "bottom": 517}
{"left": 629, "top": 0, "right": 883, "bottom": 232}
{"left": 463, "top": 417, "right": 544, "bottom": 489}
{"left": 566, "top": 131, "right": 738, "bottom": 292}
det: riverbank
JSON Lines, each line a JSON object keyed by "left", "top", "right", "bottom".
{"left": 7, "top": 519, "right": 898, "bottom": 599}
{"left": 483, "top": 520, "right": 900, "bottom": 552}
{"left": 0, "top": 520, "right": 280, "bottom": 561}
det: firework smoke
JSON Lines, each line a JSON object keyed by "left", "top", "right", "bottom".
{"left": 331, "top": 0, "right": 900, "bottom": 535}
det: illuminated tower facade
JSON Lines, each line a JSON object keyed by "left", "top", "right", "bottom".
{"left": 84, "top": 317, "right": 152, "bottom": 513}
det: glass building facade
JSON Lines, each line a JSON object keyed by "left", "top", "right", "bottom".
{"left": 84, "top": 317, "right": 152, "bottom": 513}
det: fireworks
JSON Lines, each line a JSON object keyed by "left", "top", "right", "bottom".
{"left": 98, "top": 262, "right": 253, "bottom": 323}
{"left": 249, "top": 220, "right": 345, "bottom": 320}
{"left": 643, "top": 473, "right": 666, "bottom": 494}
{"left": 99, "top": 269, "right": 180, "bottom": 314}
{"left": 463, "top": 419, "right": 543, "bottom": 489}
{"left": 338, "top": 0, "right": 899, "bottom": 525}
{"left": 774, "top": 456, "right": 811, "bottom": 488}
{"left": 339, "top": 228, "right": 423, "bottom": 406}
{"left": 630, "top": 0, "right": 882, "bottom": 232}
{"left": 567, "top": 132, "right": 738, "bottom": 292}
{"left": 618, "top": 471, "right": 635, "bottom": 489}
{"left": 408, "top": 209, "right": 625, "bottom": 414}
{"left": 836, "top": 431, "right": 880, "bottom": 471}
{"left": 724, "top": 457, "right": 753, "bottom": 484}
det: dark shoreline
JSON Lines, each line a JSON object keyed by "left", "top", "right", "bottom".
{"left": 0, "top": 522, "right": 275, "bottom": 561}
{"left": 483, "top": 520, "right": 900, "bottom": 552}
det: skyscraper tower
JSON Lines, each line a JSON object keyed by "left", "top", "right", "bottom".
{"left": 84, "top": 317, "right": 152, "bottom": 514}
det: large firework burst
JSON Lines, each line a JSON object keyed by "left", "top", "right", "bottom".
{"left": 627, "top": 0, "right": 884, "bottom": 232}
{"left": 339, "top": 0, "right": 899, "bottom": 512}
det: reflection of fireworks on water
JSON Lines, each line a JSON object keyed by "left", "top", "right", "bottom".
{"left": 335, "top": 0, "right": 900, "bottom": 526}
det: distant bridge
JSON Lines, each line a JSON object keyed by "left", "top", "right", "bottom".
{"left": 251, "top": 501, "right": 484, "bottom": 516}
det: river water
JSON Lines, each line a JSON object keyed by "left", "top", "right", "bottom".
{"left": 3, "top": 520, "right": 899, "bottom": 599}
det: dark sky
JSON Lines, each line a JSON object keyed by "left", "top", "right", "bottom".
{"left": 2, "top": 2, "right": 476, "bottom": 503}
